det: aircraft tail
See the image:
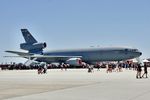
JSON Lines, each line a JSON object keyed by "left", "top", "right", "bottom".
{"left": 21, "top": 29, "right": 37, "bottom": 44}
{"left": 20, "top": 29, "right": 47, "bottom": 54}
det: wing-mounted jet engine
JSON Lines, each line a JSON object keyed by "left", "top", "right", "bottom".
{"left": 66, "top": 58, "right": 83, "bottom": 66}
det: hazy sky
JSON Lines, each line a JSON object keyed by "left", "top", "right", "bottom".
{"left": 0, "top": 0, "right": 150, "bottom": 63}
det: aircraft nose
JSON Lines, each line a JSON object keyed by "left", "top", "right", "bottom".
{"left": 139, "top": 52, "right": 142, "bottom": 55}
{"left": 137, "top": 51, "right": 142, "bottom": 56}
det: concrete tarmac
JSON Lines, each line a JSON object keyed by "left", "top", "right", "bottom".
{"left": 0, "top": 68, "right": 150, "bottom": 100}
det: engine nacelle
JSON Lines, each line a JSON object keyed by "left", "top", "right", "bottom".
{"left": 20, "top": 42, "right": 47, "bottom": 53}
{"left": 66, "top": 58, "right": 82, "bottom": 66}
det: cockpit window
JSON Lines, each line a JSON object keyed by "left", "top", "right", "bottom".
{"left": 125, "top": 49, "right": 128, "bottom": 52}
{"left": 132, "top": 49, "right": 138, "bottom": 52}
{"left": 125, "top": 49, "right": 138, "bottom": 52}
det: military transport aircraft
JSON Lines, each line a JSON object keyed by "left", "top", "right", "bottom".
{"left": 5, "top": 29, "right": 142, "bottom": 66}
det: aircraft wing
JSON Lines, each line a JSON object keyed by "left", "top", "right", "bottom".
{"left": 5, "top": 50, "right": 82, "bottom": 60}
{"left": 28, "top": 55, "right": 82, "bottom": 58}
{"left": 30, "top": 55, "right": 82, "bottom": 64}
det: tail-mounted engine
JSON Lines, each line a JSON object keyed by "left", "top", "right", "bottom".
{"left": 20, "top": 42, "right": 47, "bottom": 53}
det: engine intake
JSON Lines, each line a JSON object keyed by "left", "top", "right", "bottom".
{"left": 66, "top": 58, "right": 82, "bottom": 66}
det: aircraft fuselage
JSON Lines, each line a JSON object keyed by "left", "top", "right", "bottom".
{"left": 37, "top": 47, "right": 142, "bottom": 63}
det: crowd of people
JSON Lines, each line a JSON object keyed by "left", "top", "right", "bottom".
{"left": 0, "top": 61, "right": 149, "bottom": 78}
{"left": 86, "top": 61, "right": 148, "bottom": 79}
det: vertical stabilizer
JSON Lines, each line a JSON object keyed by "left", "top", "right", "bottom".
{"left": 21, "top": 29, "right": 37, "bottom": 44}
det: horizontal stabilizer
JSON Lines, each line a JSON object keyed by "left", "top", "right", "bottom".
{"left": 5, "top": 50, "right": 34, "bottom": 56}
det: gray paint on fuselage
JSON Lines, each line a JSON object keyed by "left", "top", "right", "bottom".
{"left": 36, "top": 47, "right": 142, "bottom": 63}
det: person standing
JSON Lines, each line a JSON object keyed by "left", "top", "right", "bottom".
{"left": 136, "top": 63, "right": 142, "bottom": 79}
{"left": 142, "top": 63, "right": 148, "bottom": 78}
{"left": 43, "top": 63, "right": 47, "bottom": 74}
